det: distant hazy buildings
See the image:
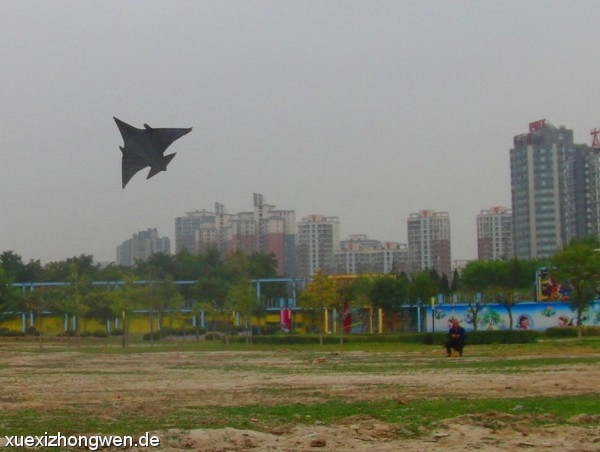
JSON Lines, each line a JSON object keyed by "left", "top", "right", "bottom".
{"left": 173, "top": 195, "right": 297, "bottom": 276}
{"left": 175, "top": 210, "right": 216, "bottom": 253}
{"left": 297, "top": 215, "right": 340, "bottom": 277}
{"left": 477, "top": 206, "right": 513, "bottom": 260}
{"left": 249, "top": 194, "right": 296, "bottom": 276}
{"left": 510, "top": 120, "right": 594, "bottom": 259}
{"left": 335, "top": 235, "right": 408, "bottom": 274}
{"left": 116, "top": 228, "right": 170, "bottom": 267}
{"left": 407, "top": 210, "right": 451, "bottom": 276}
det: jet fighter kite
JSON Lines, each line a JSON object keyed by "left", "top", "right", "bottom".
{"left": 114, "top": 117, "right": 192, "bottom": 188}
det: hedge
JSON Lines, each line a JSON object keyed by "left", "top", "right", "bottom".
{"left": 544, "top": 326, "right": 600, "bottom": 338}
{"left": 227, "top": 330, "right": 544, "bottom": 345}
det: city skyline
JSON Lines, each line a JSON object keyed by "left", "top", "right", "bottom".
{"left": 3, "top": 2, "right": 600, "bottom": 264}
{"left": 117, "top": 203, "right": 476, "bottom": 275}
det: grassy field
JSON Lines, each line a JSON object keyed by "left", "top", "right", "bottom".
{"left": 0, "top": 336, "right": 599, "bottom": 449}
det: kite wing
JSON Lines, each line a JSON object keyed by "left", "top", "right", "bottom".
{"left": 114, "top": 117, "right": 142, "bottom": 149}
{"left": 147, "top": 153, "right": 177, "bottom": 180}
{"left": 145, "top": 125, "right": 193, "bottom": 155}
{"left": 120, "top": 146, "right": 149, "bottom": 188}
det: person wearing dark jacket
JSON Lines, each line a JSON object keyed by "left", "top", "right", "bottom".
{"left": 445, "top": 319, "right": 466, "bottom": 357}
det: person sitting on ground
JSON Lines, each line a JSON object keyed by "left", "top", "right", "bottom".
{"left": 445, "top": 319, "right": 466, "bottom": 357}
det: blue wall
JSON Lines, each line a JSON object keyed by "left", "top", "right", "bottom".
{"left": 428, "top": 301, "right": 600, "bottom": 332}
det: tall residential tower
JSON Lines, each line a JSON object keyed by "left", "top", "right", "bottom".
{"left": 407, "top": 210, "right": 451, "bottom": 276}
{"left": 296, "top": 215, "right": 340, "bottom": 277}
{"left": 510, "top": 120, "right": 588, "bottom": 259}
{"left": 477, "top": 206, "right": 513, "bottom": 260}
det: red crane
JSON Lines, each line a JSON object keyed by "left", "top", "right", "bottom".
{"left": 591, "top": 128, "right": 600, "bottom": 148}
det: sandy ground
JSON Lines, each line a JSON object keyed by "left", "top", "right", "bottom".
{"left": 0, "top": 344, "right": 599, "bottom": 450}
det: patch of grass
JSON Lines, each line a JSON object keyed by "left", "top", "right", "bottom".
{"left": 171, "top": 394, "right": 600, "bottom": 434}
{"left": 2, "top": 394, "right": 597, "bottom": 438}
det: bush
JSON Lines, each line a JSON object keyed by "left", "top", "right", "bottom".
{"left": 24, "top": 326, "right": 41, "bottom": 337}
{"left": 466, "top": 329, "right": 541, "bottom": 344}
{"left": 59, "top": 329, "right": 77, "bottom": 337}
{"left": 110, "top": 328, "right": 123, "bottom": 336}
{"left": 92, "top": 329, "right": 108, "bottom": 338}
{"left": 228, "top": 330, "right": 543, "bottom": 346}
{"left": 231, "top": 334, "right": 418, "bottom": 345}
{"left": 0, "top": 327, "right": 25, "bottom": 337}
{"left": 204, "top": 332, "right": 222, "bottom": 341}
{"left": 254, "top": 324, "right": 282, "bottom": 335}
{"left": 426, "top": 330, "right": 541, "bottom": 345}
{"left": 545, "top": 326, "right": 600, "bottom": 337}
{"left": 143, "top": 331, "right": 161, "bottom": 341}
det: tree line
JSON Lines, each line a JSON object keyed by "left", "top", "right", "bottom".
{"left": 1, "top": 236, "right": 599, "bottom": 339}
{"left": 299, "top": 237, "right": 600, "bottom": 338}
{"left": 0, "top": 249, "right": 283, "bottom": 342}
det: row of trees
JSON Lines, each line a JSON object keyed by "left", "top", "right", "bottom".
{"left": 0, "top": 250, "right": 283, "bottom": 344}
{"left": 299, "top": 237, "right": 600, "bottom": 339}
{"left": 1, "top": 236, "right": 599, "bottom": 340}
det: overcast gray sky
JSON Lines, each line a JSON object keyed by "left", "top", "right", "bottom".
{"left": 2, "top": 0, "right": 600, "bottom": 265}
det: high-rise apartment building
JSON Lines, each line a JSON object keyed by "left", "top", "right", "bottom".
{"left": 175, "top": 210, "right": 216, "bottom": 253}
{"left": 174, "top": 195, "right": 296, "bottom": 276}
{"left": 334, "top": 235, "right": 408, "bottom": 275}
{"left": 116, "top": 228, "right": 170, "bottom": 266}
{"left": 222, "top": 211, "right": 256, "bottom": 255}
{"left": 477, "top": 206, "right": 513, "bottom": 260}
{"left": 510, "top": 120, "right": 588, "bottom": 259}
{"left": 263, "top": 208, "right": 297, "bottom": 277}
{"left": 252, "top": 194, "right": 297, "bottom": 276}
{"left": 382, "top": 241, "right": 409, "bottom": 274}
{"left": 296, "top": 215, "right": 340, "bottom": 277}
{"left": 407, "top": 210, "right": 451, "bottom": 276}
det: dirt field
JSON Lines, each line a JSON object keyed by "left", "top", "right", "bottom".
{"left": 0, "top": 343, "right": 599, "bottom": 451}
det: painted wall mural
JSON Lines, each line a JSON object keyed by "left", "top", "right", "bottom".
{"left": 429, "top": 301, "right": 600, "bottom": 332}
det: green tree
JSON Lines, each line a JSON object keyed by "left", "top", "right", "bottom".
{"left": 193, "top": 250, "right": 231, "bottom": 334}
{"left": 97, "top": 263, "right": 131, "bottom": 282}
{"left": 408, "top": 271, "right": 438, "bottom": 304}
{"left": 0, "top": 251, "right": 44, "bottom": 283}
{"left": 1, "top": 251, "right": 25, "bottom": 281}
{"left": 551, "top": 237, "right": 600, "bottom": 341}
{"left": 408, "top": 271, "right": 441, "bottom": 332}
{"left": 136, "top": 252, "right": 178, "bottom": 280}
{"left": 298, "top": 271, "right": 340, "bottom": 344}
{"left": 461, "top": 260, "right": 499, "bottom": 291}
{"left": 450, "top": 268, "right": 460, "bottom": 294}
{"left": 84, "top": 290, "right": 114, "bottom": 333}
{"left": 43, "top": 255, "right": 98, "bottom": 282}
{"left": 348, "top": 276, "right": 374, "bottom": 333}
{"left": 153, "top": 275, "right": 185, "bottom": 338}
{"left": 0, "top": 267, "right": 20, "bottom": 330}
{"left": 370, "top": 276, "right": 407, "bottom": 332}
{"left": 45, "top": 263, "right": 92, "bottom": 344}
{"left": 106, "top": 277, "right": 145, "bottom": 347}
{"left": 247, "top": 253, "right": 279, "bottom": 279}
{"left": 439, "top": 273, "right": 451, "bottom": 298}
{"left": 22, "top": 290, "right": 42, "bottom": 340}
{"left": 226, "top": 279, "right": 259, "bottom": 344}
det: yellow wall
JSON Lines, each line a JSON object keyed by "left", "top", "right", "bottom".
{"left": 0, "top": 310, "right": 318, "bottom": 335}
